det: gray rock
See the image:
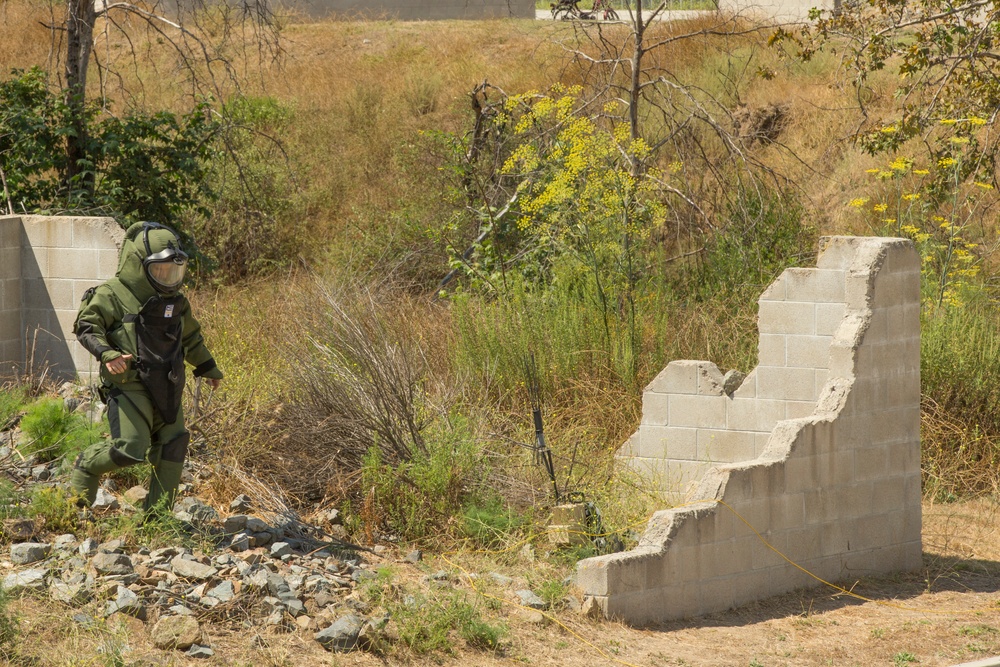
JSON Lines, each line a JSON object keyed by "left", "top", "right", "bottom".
{"left": 326, "top": 509, "right": 342, "bottom": 525}
{"left": 106, "top": 585, "right": 146, "bottom": 620}
{"left": 2, "top": 568, "right": 48, "bottom": 594}
{"left": 265, "top": 610, "right": 285, "bottom": 626}
{"left": 11, "top": 542, "right": 51, "bottom": 565}
{"left": 173, "top": 498, "right": 219, "bottom": 524}
{"left": 229, "top": 494, "right": 252, "bottom": 512}
{"left": 97, "top": 538, "right": 126, "bottom": 553}
{"left": 49, "top": 581, "right": 92, "bottom": 606}
{"left": 563, "top": 595, "right": 582, "bottom": 613}
{"left": 489, "top": 572, "right": 514, "bottom": 587}
{"left": 123, "top": 486, "right": 148, "bottom": 507}
{"left": 229, "top": 532, "right": 251, "bottom": 552}
{"left": 92, "top": 553, "right": 133, "bottom": 576}
{"left": 405, "top": 550, "right": 422, "bottom": 563}
{"left": 245, "top": 517, "right": 271, "bottom": 533}
{"left": 169, "top": 604, "right": 194, "bottom": 616}
{"left": 284, "top": 599, "right": 305, "bottom": 617}
{"left": 30, "top": 465, "right": 50, "bottom": 481}
{"left": 206, "top": 581, "right": 234, "bottom": 603}
{"left": 270, "top": 542, "right": 293, "bottom": 558}
{"left": 186, "top": 645, "right": 214, "bottom": 659}
{"left": 170, "top": 555, "right": 217, "bottom": 580}
{"left": 223, "top": 515, "right": 247, "bottom": 534}
{"left": 53, "top": 534, "right": 77, "bottom": 550}
{"left": 92, "top": 488, "right": 119, "bottom": 511}
{"left": 314, "top": 614, "right": 366, "bottom": 653}
{"left": 722, "top": 369, "right": 746, "bottom": 396}
{"left": 250, "top": 531, "right": 274, "bottom": 548}
{"left": 79, "top": 538, "right": 99, "bottom": 556}
{"left": 516, "top": 589, "right": 547, "bottom": 610}
{"left": 151, "top": 614, "right": 201, "bottom": 650}
{"left": 352, "top": 569, "right": 375, "bottom": 584}
{"left": 260, "top": 596, "right": 284, "bottom": 614}
{"left": 581, "top": 595, "right": 603, "bottom": 619}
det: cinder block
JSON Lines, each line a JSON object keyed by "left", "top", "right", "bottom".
{"left": 758, "top": 274, "right": 786, "bottom": 302}
{"left": 784, "top": 453, "right": 820, "bottom": 493}
{"left": 817, "top": 236, "right": 863, "bottom": 270}
{"left": 819, "top": 519, "right": 850, "bottom": 557}
{"left": 21, "top": 218, "right": 73, "bottom": 248}
{"left": 0, "top": 217, "right": 21, "bottom": 247}
{"left": 784, "top": 268, "right": 845, "bottom": 303}
{"left": 658, "top": 361, "right": 701, "bottom": 394}
{"left": 816, "top": 302, "right": 846, "bottom": 336}
{"left": 0, "top": 248, "right": 20, "bottom": 279}
{"left": 750, "top": 530, "right": 787, "bottom": 570}
{"left": 43, "top": 279, "right": 76, "bottom": 310}
{"left": 668, "top": 394, "right": 727, "bottom": 429}
{"left": 575, "top": 558, "right": 610, "bottom": 596}
{"left": 784, "top": 400, "right": 814, "bottom": 420}
{"left": 854, "top": 446, "right": 889, "bottom": 482}
{"left": 786, "top": 334, "right": 832, "bottom": 369}
{"left": 754, "top": 432, "right": 772, "bottom": 457}
{"left": 20, "top": 246, "right": 46, "bottom": 278}
{"left": 0, "top": 315, "right": 20, "bottom": 342}
{"left": 697, "top": 429, "right": 755, "bottom": 463}
{"left": 758, "top": 300, "right": 816, "bottom": 335}
{"left": 641, "top": 393, "right": 670, "bottom": 426}
{"left": 637, "top": 425, "right": 670, "bottom": 459}
{"left": 758, "top": 334, "right": 786, "bottom": 367}
{"left": 98, "top": 249, "right": 119, "bottom": 277}
{"left": 53, "top": 309, "right": 76, "bottom": 339}
{"left": 697, "top": 364, "right": 725, "bottom": 396}
{"left": 782, "top": 525, "right": 822, "bottom": 562}
{"left": 756, "top": 366, "right": 817, "bottom": 401}
{"left": 46, "top": 248, "right": 98, "bottom": 280}
{"left": 872, "top": 476, "right": 906, "bottom": 512}
{"left": 844, "top": 270, "right": 874, "bottom": 309}
{"left": 727, "top": 397, "right": 784, "bottom": 432}
{"left": 699, "top": 576, "right": 736, "bottom": 612}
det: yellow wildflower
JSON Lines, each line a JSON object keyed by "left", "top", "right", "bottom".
{"left": 848, "top": 197, "right": 870, "bottom": 208}
{"left": 669, "top": 161, "right": 683, "bottom": 173}
{"left": 969, "top": 116, "right": 988, "bottom": 126}
{"left": 938, "top": 157, "right": 957, "bottom": 168}
{"left": 950, "top": 136, "right": 971, "bottom": 144}
{"left": 873, "top": 204, "right": 888, "bottom": 212}
{"left": 939, "top": 119, "right": 958, "bottom": 125}
{"left": 881, "top": 126, "right": 898, "bottom": 133}
{"left": 890, "top": 157, "right": 912, "bottom": 171}
{"left": 914, "top": 169, "right": 929, "bottom": 175}
{"left": 884, "top": 218, "right": 897, "bottom": 224}
{"left": 975, "top": 182, "right": 994, "bottom": 190}
{"left": 902, "top": 193, "right": 920, "bottom": 201}
{"left": 865, "top": 168, "right": 880, "bottom": 174}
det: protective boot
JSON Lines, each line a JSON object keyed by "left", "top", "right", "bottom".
{"left": 144, "top": 431, "right": 189, "bottom": 515}
{"left": 68, "top": 448, "right": 120, "bottom": 506}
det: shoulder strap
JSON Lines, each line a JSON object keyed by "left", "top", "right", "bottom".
{"left": 105, "top": 278, "right": 143, "bottom": 318}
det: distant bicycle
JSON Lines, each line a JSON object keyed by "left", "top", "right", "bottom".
{"left": 550, "top": 0, "right": 619, "bottom": 21}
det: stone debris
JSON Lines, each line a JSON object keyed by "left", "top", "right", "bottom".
{"left": 92, "top": 488, "right": 119, "bottom": 511}
{"left": 92, "top": 553, "right": 133, "bottom": 576}
{"left": 170, "top": 555, "right": 218, "bottom": 580}
{"left": 2, "top": 568, "right": 48, "bottom": 593}
{"left": 315, "top": 613, "right": 365, "bottom": 652}
{"left": 151, "top": 614, "right": 202, "bottom": 650}
{"left": 516, "top": 589, "right": 547, "bottom": 610}
{"left": 10, "top": 541, "right": 51, "bottom": 565}
{"left": 230, "top": 494, "right": 252, "bottom": 512}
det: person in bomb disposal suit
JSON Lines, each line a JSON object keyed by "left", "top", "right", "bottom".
{"left": 70, "top": 221, "right": 223, "bottom": 511}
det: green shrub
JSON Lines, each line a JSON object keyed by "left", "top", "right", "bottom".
{"left": 360, "top": 416, "right": 488, "bottom": 540}
{"left": 27, "top": 486, "right": 79, "bottom": 534}
{"left": 461, "top": 500, "right": 522, "bottom": 550}
{"left": 19, "top": 398, "right": 106, "bottom": 464}
{"left": 0, "top": 385, "right": 27, "bottom": 431}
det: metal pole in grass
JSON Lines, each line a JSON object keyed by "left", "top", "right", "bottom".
{"left": 525, "top": 354, "right": 559, "bottom": 503}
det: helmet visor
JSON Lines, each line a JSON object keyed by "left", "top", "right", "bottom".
{"left": 147, "top": 257, "right": 187, "bottom": 289}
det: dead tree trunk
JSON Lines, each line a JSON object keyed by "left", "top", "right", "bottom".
{"left": 65, "top": 0, "right": 97, "bottom": 195}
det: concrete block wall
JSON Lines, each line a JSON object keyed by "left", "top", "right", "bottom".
{"left": 576, "top": 236, "right": 922, "bottom": 624}
{"left": 0, "top": 216, "right": 123, "bottom": 382}
{"left": 296, "top": 0, "right": 535, "bottom": 20}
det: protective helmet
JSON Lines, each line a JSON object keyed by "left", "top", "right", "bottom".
{"left": 139, "top": 222, "right": 188, "bottom": 295}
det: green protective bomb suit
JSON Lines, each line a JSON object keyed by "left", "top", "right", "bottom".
{"left": 70, "top": 221, "right": 223, "bottom": 512}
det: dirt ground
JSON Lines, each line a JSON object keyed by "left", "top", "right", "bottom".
{"left": 12, "top": 498, "right": 1000, "bottom": 667}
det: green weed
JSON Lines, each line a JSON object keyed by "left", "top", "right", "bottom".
{"left": 26, "top": 486, "right": 80, "bottom": 534}
{"left": 893, "top": 652, "right": 918, "bottom": 665}
{"left": 0, "top": 589, "right": 19, "bottom": 660}
{"left": 0, "top": 385, "right": 27, "bottom": 431}
{"left": 18, "top": 398, "right": 105, "bottom": 465}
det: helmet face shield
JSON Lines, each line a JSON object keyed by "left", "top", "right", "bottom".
{"left": 145, "top": 254, "right": 187, "bottom": 291}
{"left": 139, "top": 222, "right": 188, "bottom": 294}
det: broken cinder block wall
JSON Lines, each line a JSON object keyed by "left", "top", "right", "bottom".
{"left": 576, "top": 236, "right": 922, "bottom": 624}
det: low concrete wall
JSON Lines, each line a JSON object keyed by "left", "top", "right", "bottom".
{"left": 292, "top": 0, "right": 535, "bottom": 19}
{"left": 576, "top": 236, "right": 922, "bottom": 624}
{"left": 0, "top": 216, "right": 123, "bottom": 382}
